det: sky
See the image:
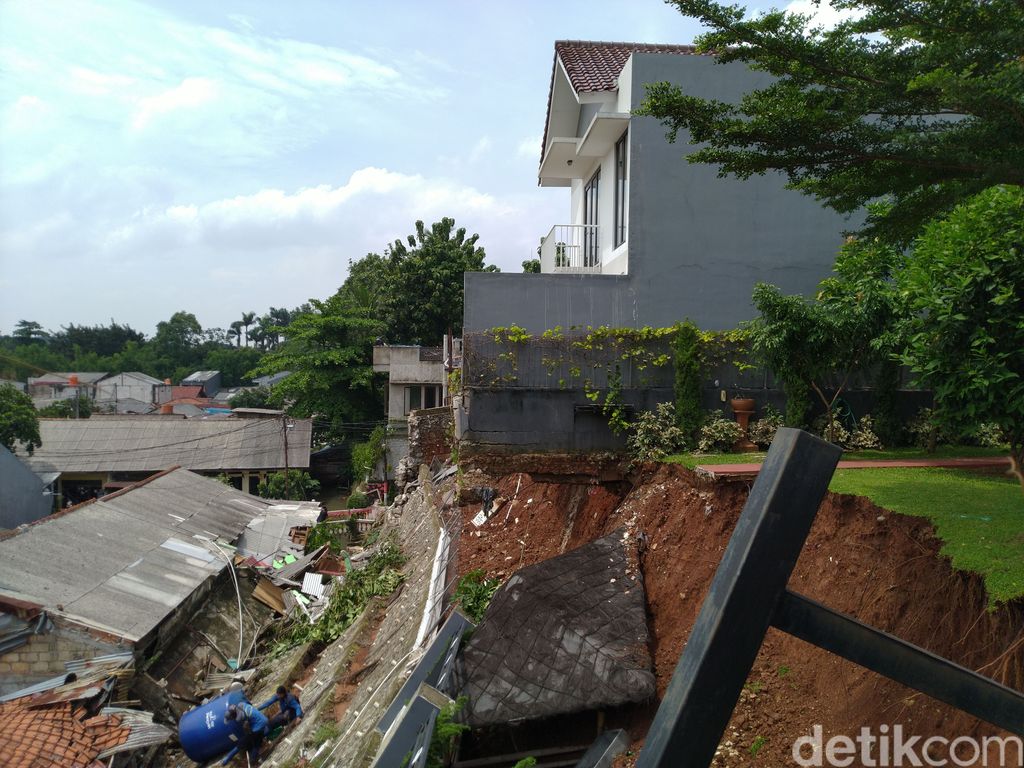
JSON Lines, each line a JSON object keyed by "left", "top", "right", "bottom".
{"left": 0, "top": 0, "right": 829, "bottom": 338}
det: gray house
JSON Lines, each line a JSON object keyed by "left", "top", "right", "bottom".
{"left": 0, "top": 447, "right": 53, "bottom": 530}
{"left": 459, "top": 41, "right": 854, "bottom": 451}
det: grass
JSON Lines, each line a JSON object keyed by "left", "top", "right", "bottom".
{"left": 664, "top": 444, "right": 1008, "bottom": 469}
{"left": 828, "top": 467, "right": 1024, "bottom": 605}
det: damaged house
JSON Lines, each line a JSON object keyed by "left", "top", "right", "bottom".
{"left": 0, "top": 468, "right": 318, "bottom": 697}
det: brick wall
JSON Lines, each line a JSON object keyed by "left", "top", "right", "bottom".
{"left": 0, "top": 624, "right": 124, "bottom": 695}
{"left": 397, "top": 406, "right": 453, "bottom": 484}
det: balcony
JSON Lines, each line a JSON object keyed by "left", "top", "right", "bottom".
{"left": 539, "top": 225, "right": 602, "bottom": 274}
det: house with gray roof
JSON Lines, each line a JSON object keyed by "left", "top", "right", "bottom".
{"left": 0, "top": 468, "right": 318, "bottom": 692}
{"left": 17, "top": 414, "right": 312, "bottom": 503}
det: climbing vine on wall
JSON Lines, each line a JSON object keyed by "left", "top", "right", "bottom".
{"left": 475, "top": 324, "right": 752, "bottom": 435}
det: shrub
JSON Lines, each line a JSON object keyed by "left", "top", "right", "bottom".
{"left": 847, "top": 415, "right": 883, "bottom": 450}
{"left": 627, "top": 402, "right": 686, "bottom": 462}
{"left": 748, "top": 405, "right": 784, "bottom": 449}
{"left": 697, "top": 413, "right": 743, "bottom": 453}
{"left": 972, "top": 422, "right": 1007, "bottom": 448}
{"left": 672, "top": 321, "right": 704, "bottom": 441}
{"left": 257, "top": 469, "right": 320, "bottom": 501}
{"left": 811, "top": 412, "right": 850, "bottom": 446}
{"left": 782, "top": 377, "right": 812, "bottom": 429}
{"left": 346, "top": 491, "right": 370, "bottom": 509}
{"left": 453, "top": 569, "right": 501, "bottom": 623}
{"left": 907, "top": 407, "right": 951, "bottom": 450}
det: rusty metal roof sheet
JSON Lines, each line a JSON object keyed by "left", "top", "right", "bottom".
{"left": 19, "top": 416, "right": 312, "bottom": 473}
{"left": 0, "top": 469, "right": 283, "bottom": 642}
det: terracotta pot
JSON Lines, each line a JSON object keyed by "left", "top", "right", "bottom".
{"left": 729, "top": 398, "right": 758, "bottom": 453}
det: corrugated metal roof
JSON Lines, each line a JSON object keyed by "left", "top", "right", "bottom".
{"left": 0, "top": 469, "right": 285, "bottom": 642}
{"left": 20, "top": 416, "right": 312, "bottom": 472}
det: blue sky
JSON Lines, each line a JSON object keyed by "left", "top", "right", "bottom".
{"left": 0, "top": 1, "right": 717, "bottom": 336}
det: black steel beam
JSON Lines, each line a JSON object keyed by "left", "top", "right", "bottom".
{"left": 637, "top": 428, "right": 842, "bottom": 768}
{"left": 771, "top": 590, "right": 1024, "bottom": 735}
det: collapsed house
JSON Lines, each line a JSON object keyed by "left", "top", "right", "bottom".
{"left": 0, "top": 653, "right": 172, "bottom": 768}
{"left": 0, "top": 468, "right": 319, "bottom": 696}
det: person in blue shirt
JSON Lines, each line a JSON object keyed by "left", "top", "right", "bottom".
{"left": 258, "top": 685, "right": 303, "bottom": 730}
{"left": 222, "top": 702, "right": 269, "bottom": 765}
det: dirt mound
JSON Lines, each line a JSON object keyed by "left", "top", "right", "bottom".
{"left": 456, "top": 458, "right": 1024, "bottom": 767}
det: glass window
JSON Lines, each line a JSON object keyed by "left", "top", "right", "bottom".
{"left": 405, "top": 385, "right": 422, "bottom": 414}
{"left": 584, "top": 168, "right": 600, "bottom": 267}
{"left": 614, "top": 131, "right": 628, "bottom": 248}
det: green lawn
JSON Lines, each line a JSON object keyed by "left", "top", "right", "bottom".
{"left": 828, "top": 468, "right": 1024, "bottom": 605}
{"left": 664, "top": 445, "right": 1007, "bottom": 470}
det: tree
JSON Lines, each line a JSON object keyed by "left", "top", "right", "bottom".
{"left": 50, "top": 321, "right": 144, "bottom": 358}
{"left": 899, "top": 185, "right": 1024, "bottom": 488}
{"left": 240, "top": 311, "right": 256, "bottom": 347}
{"left": 152, "top": 311, "right": 203, "bottom": 378}
{"left": 0, "top": 384, "right": 41, "bottom": 454}
{"left": 12, "top": 320, "right": 49, "bottom": 345}
{"left": 522, "top": 258, "right": 541, "bottom": 273}
{"left": 228, "top": 321, "right": 243, "bottom": 348}
{"left": 229, "top": 387, "right": 274, "bottom": 409}
{"left": 749, "top": 239, "right": 895, "bottom": 436}
{"left": 382, "top": 218, "right": 498, "bottom": 344}
{"left": 248, "top": 290, "right": 384, "bottom": 444}
{"left": 638, "top": 0, "right": 1024, "bottom": 244}
{"left": 256, "top": 469, "right": 321, "bottom": 501}
{"left": 38, "top": 395, "right": 93, "bottom": 419}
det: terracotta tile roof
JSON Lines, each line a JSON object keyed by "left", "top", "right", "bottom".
{"left": 540, "top": 40, "right": 704, "bottom": 168}
{"left": 171, "top": 385, "right": 203, "bottom": 400}
{"left": 0, "top": 699, "right": 130, "bottom": 768}
{"left": 555, "top": 40, "right": 701, "bottom": 94}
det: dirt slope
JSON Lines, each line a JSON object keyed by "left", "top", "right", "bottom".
{"left": 456, "top": 458, "right": 1024, "bottom": 767}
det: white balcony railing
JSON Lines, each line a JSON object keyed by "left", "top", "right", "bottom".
{"left": 540, "top": 225, "right": 602, "bottom": 274}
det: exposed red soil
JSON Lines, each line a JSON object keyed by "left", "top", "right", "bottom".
{"left": 456, "top": 457, "right": 1024, "bottom": 767}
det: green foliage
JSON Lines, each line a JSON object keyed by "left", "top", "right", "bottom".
{"left": 748, "top": 405, "right": 784, "bottom": 449}
{"left": 351, "top": 425, "right": 386, "bottom": 482}
{"left": 749, "top": 735, "right": 767, "bottom": 758}
{"left": 846, "top": 415, "right": 883, "bottom": 451}
{"left": 873, "top": 358, "right": 903, "bottom": 446}
{"left": 672, "top": 321, "right": 703, "bottom": 442}
{"left": 0, "top": 384, "right": 41, "bottom": 454}
{"left": 347, "top": 491, "right": 370, "bottom": 509}
{"left": 513, "top": 759, "right": 538, "bottom": 768}
{"left": 228, "top": 386, "right": 274, "bottom": 409}
{"left": 248, "top": 288, "right": 384, "bottom": 446}
{"left": 521, "top": 258, "right": 541, "bottom": 273}
{"left": 256, "top": 470, "right": 321, "bottom": 501}
{"left": 638, "top": 0, "right": 1024, "bottom": 245}
{"left": 453, "top": 569, "right": 501, "bottom": 623}
{"left": 898, "top": 185, "right": 1024, "bottom": 488}
{"left": 697, "top": 413, "right": 744, "bottom": 453}
{"left": 37, "top": 395, "right": 93, "bottom": 419}
{"left": 306, "top": 521, "right": 351, "bottom": 555}
{"left": 426, "top": 696, "right": 470, "bottom": 768}
{"left": 627, "top": 402, "right": 686, "bottom": 462}
{"left": 288, "top": 540, "right": 406, "bottom": 646}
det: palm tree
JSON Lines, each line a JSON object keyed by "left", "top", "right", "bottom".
{"left": 228, "top": 321, "right": 243, "bottom": 348}
{"left": 241, "top": 311, "right": 256, "bottom": 347}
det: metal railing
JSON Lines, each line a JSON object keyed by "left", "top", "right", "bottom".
{"left": 540, "top": 224, "right": 601, "bottom": 273}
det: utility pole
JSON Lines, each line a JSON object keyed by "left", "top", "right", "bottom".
{"left": 281, "top": 414, "right": 291, "bottom": 499}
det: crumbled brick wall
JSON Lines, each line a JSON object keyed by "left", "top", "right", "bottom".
{"left": 0, "top": 625, "right": 123, "bottom": 693}
{"left": 398, "top": 406, "right": 453, "bottom": 484}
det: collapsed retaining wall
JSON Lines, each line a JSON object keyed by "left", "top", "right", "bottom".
{"left": 454, "top": 456, "right": 1024, "bottom": 766}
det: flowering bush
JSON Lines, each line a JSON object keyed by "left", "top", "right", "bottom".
{"left": 627, "top": 402, "right": 685, "bottom": 462}
{"left": 847, "top": 415, "right": 883, "bottom": 450}
{"left": 697, "top": 413, "right": 744, "bottom": 453}
{"left": 748, "top": 405, "right": 784, "bottom": 449}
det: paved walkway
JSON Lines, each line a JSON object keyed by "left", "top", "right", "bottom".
{"left": 695, "top": 456, "right": 1011, "bottom": 481}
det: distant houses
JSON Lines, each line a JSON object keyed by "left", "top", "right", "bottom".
{"left": 17, "top": 415, "right": 313, "bottom": 504}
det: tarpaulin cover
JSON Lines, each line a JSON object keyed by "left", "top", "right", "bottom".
{"left": 458, "top": 529, "right": 655, "bottom": 726}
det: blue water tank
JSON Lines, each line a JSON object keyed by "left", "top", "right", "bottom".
{"left": 178, "top": 688, "right": 249, "bottom": 763}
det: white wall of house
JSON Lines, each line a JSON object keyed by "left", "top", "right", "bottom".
{"left": 95, "top": 373, "right": 160, "bottom": 406}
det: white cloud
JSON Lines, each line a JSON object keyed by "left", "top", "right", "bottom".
{"left": 517, "top": 134, "right": 543, "bottom": 159}
{"left": 132, "top": 77, "right": 219, "bottom": 130}
{"left": 468, "top": 137, "right": 494, "bottom": 163}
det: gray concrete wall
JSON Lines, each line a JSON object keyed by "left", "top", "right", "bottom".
{"left": 464, "top": 273, "right": 633, "bottom": 335}
{"left": 0, "top": 447, "right": 51, "bottom": 529}
{"left": 625, "top": 53, "right": 856, "bottom": 330}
